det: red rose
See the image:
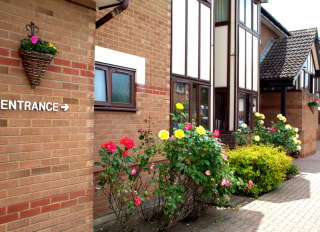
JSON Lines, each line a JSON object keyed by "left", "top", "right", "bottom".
{"left": 102, "top": 141, "right": 116, "bottom": 153}
{"left": 123, "top": 151, "right": 128, "bottom": 156}
{"left": 134, "top": 196, "right": 141, "bottom": 206}
{"left": 120, "top": 136, "right": 134, "bottom": 149}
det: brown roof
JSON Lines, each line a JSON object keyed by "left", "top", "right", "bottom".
{"left": 260, "top": 28, "right": 317, "bottom": 81}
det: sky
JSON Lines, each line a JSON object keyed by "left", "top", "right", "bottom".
{"left": 262, "top": 0, "right": 320, "bottom": 32}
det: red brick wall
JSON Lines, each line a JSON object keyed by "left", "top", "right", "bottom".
{"left": 260, "top": 91, "right": 317, "bottom": 157}
{"left": 0, "top": 0, "right": 95, "bottom": 231}
{"left": 94, "top": 0, "right": 171, "bottom": 218}
{"left": 260, "top": 23, "right": 280, "bottom": 53}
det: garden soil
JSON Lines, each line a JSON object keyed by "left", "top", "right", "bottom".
{"left": 94, "top": 195, "right": 254, "bottom": 232}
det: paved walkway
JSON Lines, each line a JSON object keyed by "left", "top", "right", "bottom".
{"left": 202, "top": 142, "right": 320, "bottom": 232}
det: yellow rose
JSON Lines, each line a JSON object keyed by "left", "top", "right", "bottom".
{"left": 241, "top": 123, "right": 247, "bottom": 129}
{"left": 293, "top": 138, "right": 298, "bottom": 144}
{"left": 297, "top": 145, "right": 301, "bottom": 151}
{"left": 174, "top": 129, "right": 185, "bottom": 139}
{"left": 294, "top": 128, "right": 299, "bottom": 133}
{"left": 237, "top": 129, "right": 241, "bottom": 132}
{"left": 254, "top": 112, "right": 260, "bottom": 117}
{"left": 259, "top": 120, "right": 264, "bottom": 125}
{"left": 277, "top": 114, "right": 283, "bottom": 119}
{"left": 285, "top": 124, "right": 291, "bottom": 130}
{"left": 176, "top": 103, "right": 184, "bottom": 110}
{"left": 196, "top": 126, "right": 206, "bottom": 135}
{"left": 259, "top": 114, "right": 265, "bottom": 120}
{"left": 297, "top": 140, "right": 301, "bottom": 145}
{"left": 254, "top": 135, "right": 260, "bottom": 142}
{"left": 158, "top": 130, "right": 169, "bottom": 140}
{"left": 282, "top": 117, "right": 287, "bottom": 123}
{"left": 295, "top": 134, "right": 299, "bottom": 139}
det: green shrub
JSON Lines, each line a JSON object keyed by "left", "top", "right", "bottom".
{"left": 227, "top": 144, "right": 293, "bottom": 198}
{"left": 286, "top": 162, "right": 299, "bottom": 178}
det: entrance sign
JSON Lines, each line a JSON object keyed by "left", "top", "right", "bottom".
{"left": 0, "top": 100, "right": 69, "bottom": 112}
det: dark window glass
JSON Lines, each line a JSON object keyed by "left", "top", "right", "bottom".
{"left": 215, "top": 0, "right": 229, "bottom": 23}
{"left": 200, "top": 87, "right": 209, "bottom": 129}
{"left": 215, "top": 92, "right": 227, "bottom": 130}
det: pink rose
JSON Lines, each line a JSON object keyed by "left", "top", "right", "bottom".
{"left": 134, "top": 196, "right": 141, "bottom": 206}
{"left": 101, "top": 142, "right": 116, "bottom": 153}
{"left": 247, "top": 180, "right": 253, "bottom": 189}
{"left": 30, "top": 36, "right": 39, "bottom": 44}
{"left": 150, "top": 163, "right": 156, "bottom": 172}
{"left": 185, "top": 123, "right": 192, "bottom": 130}
{"left": 221, "top": 178, "right": 230, "bottom": 187}
{"left": 213, "top": 129, "right": 220, "bottom": 138}
{"left": 223, "top": 153, "right": 228, "bottom": 160}
{"left": 205, "top": 170, "right": 210, "bottom": 176}
{"left": 130, "top": 168, "right": 137, "bottom": 175}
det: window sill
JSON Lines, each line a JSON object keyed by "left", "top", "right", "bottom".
{"left": 94, "top": 106, "right": 138, "bottom": 112}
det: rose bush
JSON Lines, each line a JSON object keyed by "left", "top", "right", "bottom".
{"left": 234, "top": 113, "right": 301, "bottom": 156}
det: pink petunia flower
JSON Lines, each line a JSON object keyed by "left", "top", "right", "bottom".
{"left": 213, "top": 129, "right": 220, "bottom": 138}
{"left": 130, "top": 168, "right": 137, "bottom": 175}
{"left": 30, "top": 36, "right": 39, "bottom": 44}
{"left": 205, "top": 170, "right": 210, "bottom": 176}
{"left": 247, "top": 180, "right": 253, "bottom": 189}
{"left": 185, "top": 123, "right": 192, "bottom": 130}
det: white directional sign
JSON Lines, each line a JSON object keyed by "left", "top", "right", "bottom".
{"left": 0, "top": 100, "right": 69, "bottom": 112}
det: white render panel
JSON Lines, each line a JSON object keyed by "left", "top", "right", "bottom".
{"left": 187, "top": 0, "right": 199, "bottom": 78}
{"left": 172, "top": 0, "right": 186, "bottom": 75}
{"left": 215, "top": 26, "right": 228, "bottom": 87}
{"left": 95, "top": 46, "right": 145, "bottom": 84}
{"left": 229, "top": 59, "right": 235, "bottom": 131}
{"left": 200, "top": 4, "right": 211, "bottom": 81}
{"left": 246, "top": 32, "right": 252, "bottom": 90}
{"left": 239, "top": 27, "right": 245, "bottom": 88}
{"left": 253, "top": 36, "right": 258, "bottom": 91}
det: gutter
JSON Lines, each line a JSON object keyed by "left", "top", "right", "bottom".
{"left": 96, "top": 0, "right": 129, "bottom": 29}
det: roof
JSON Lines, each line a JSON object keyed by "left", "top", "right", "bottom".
{"left": 261, "top": 7, "right": 291, "bottom": 37}
{"left": 260, "top": 28, "right": 317, "bottom": 84}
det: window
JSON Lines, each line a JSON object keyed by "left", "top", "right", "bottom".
{"left": 215, "top": 0, "right": 229, "bottom": 23}
{"left": 239, "top": 0, "right": 259, "bottom": 32}
{"left": 94, "top": 62, "right": 136, "bottom": 111}
{"left": 238, "top": 92, "right": 256, "bottom": 129}
{"left": 215, "top": 91, "right": 227, "bottom": 130}
{"left": 172, "top": 79, "right": 210, "bottom": 130}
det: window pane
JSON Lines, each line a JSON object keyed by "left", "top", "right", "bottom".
{"left": 215, "top": 0, "right": 229, "bottom": 22}
{"left": 173, "top": 82, "right": 190, "bottom": 128}
{"left": 215, "top": 92, "right": 227, "bottom": 130}
{"left": 238, "top": 93, "right": 245, "bottom": 128}
{"left": 245, "top": 0, "right": 251, "bottom": 28}
{"left": 253, "top": 97, "right": 257, "bottom": 113}
{"left": 200, "top": 87, "right": 209, "bottom": 129}
{"left": 240, "top": 0, "right": 245, "bottom": 22}
{"left": 94, "top": 69, "right": 107, "bottom": 102}
{"left": 305, "top": 72, "right": 309, "bottom": 90}
{"left": 192, "top": 84, "right": 198, "bottom": 126}
{"left": 112, "top": 72, "right": 131, "bottom": 103}
{"left": 246, "top": 94, "right": 251, "bottom": 127}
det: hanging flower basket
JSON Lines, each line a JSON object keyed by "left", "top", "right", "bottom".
{"left": 19, "top": 49, "right": 54, "bottom": 89}
{"left": 19, "top": 21, "right": 58, "bottom": 89}
{"left": 308, "top": 99, "right": 319, "bottom": 114}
